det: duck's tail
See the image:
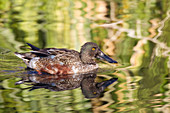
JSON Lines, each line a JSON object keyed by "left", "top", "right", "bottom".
{"left": 15, "top": 52, "right": 34, "bottom": 66}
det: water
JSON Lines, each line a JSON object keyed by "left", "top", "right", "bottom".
{"left": 0, "top": 0, "right": 170, "bottom": 113}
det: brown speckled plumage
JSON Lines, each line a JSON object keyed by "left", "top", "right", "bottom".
{"left": 15, "top": 42, "right": 117, "bottom": 75}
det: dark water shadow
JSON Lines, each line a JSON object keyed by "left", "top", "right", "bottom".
{"left": 15, "top": 70, "right": 118, "bottom": 99}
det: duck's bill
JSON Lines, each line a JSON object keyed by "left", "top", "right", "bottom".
{"left": 97, "top": 78, "right": 118, "bottom": 88}
{"left": 97, "top": 51, "right": 118, "bottom": 63}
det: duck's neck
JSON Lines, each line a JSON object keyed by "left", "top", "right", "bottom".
{"left": 80, "top": 52, "right": 96, "bottom": 64}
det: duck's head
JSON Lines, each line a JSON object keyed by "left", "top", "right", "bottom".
{"left": 80, "top": 42, "right": 117, "bottom": 64}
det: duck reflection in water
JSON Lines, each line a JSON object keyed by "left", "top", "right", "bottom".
{"left": 15, "top": 71, "right": 118, "bottom": 99}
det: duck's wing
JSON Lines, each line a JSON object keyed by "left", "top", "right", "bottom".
{"left": 26, "top": 43, "right": 50, "bottom": 56}
{"left": 26, "top": 43, "right": 60, "bottom": 56}
{"left": 27, "top": 43, "right": 40, "bottom": 51}
{"left": 27, "top": 43, "right": 80, "bottom": 58}
{"left": 15, "top": 43, "right": 81, "bottom": 70}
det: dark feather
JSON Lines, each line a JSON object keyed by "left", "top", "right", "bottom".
{"left": 27, "top": 43, "right": 40, "bottom": 51}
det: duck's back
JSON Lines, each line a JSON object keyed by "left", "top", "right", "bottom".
{"left": 27, "top": 48, "right": 82, "bottom": 74}
{"left": 39, "top": 48, "right": 81, "bottom": 64}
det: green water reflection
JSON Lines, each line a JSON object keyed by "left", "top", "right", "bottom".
{"left": 0, "top": 0, "right": 170, "bottom": 113}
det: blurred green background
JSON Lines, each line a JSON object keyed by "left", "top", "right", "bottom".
{"left": 0, "top": 0, "right": 170, "bottom": 113}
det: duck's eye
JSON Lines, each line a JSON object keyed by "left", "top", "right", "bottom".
{"left": 92, "top": 47, "right": 96, "bottom": 51}
{"left": 93, "top": 92, "right": 97, "bottom": 95}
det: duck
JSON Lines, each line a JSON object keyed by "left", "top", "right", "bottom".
{"left": 15, "top": 42, "right": 117, "bottom": 75}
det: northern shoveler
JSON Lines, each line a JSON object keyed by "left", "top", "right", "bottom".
{"left": 15, "top": 42, "right": 117, "bottom": 75}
